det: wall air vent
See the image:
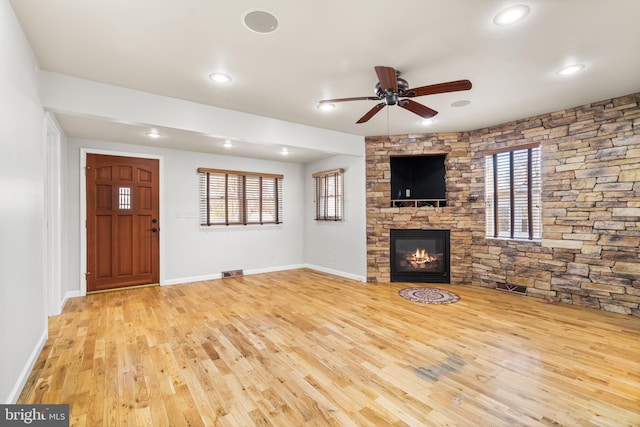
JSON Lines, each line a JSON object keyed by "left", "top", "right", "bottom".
{"left": 496, "top": 283, "right": 527, "bottom": 295}
{"left": 222, "top": 269, "right": 244, "bottom": 278}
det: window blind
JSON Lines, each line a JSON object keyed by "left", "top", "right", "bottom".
{"left": 198, "top": 168, "right": 283, "bottom": 226}
{"left": 485, "top": 146, "right": 541, "bottom": 240}
{"left": 313, "top": 169, "right": 344, "bottom": 221}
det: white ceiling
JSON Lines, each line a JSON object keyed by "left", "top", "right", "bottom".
{"left": 10, "top": 0, "right": 640, "bottom": 163}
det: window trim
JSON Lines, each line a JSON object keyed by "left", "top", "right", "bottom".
{"left": 313, "top": 168, "right": 344, "bottom": 221}
{"left": 484, "top": 145, "right": 541, "bottom": 241}
{"left": 483, "top": 142, "right": 540, "bottom": 156}
{"left": 198, "top": 168, "right": 283, "bottom": 226}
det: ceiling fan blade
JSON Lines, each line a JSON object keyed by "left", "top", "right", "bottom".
{"left": 356, "top": 103, "right": 386, "bottom": 124}
{"left": 398, "top": 99, "right": 438, "bottom": 119}
{"left": 319, "top": 96, "right": 380, "bottom": 103}
{"left": 404, "top": 79, "right": 472, "bottom": 97}
{"left": 375, "top": 66, "right": 398, "bottom": 93}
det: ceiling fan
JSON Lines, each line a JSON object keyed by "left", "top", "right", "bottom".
{"left": 319, "top": 66, "right": 472, "bottom": 124}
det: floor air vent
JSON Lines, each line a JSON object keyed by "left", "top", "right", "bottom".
{"left": 222, "top": 269, "right": 244, "bottom": 278}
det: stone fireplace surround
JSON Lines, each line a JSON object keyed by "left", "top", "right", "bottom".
{"left": 366, "top": 92, "right": 640, "bottom": 317}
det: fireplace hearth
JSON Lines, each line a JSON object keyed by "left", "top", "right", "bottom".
{"left": 390, "top": 229, "right": 450, "bottom": 283}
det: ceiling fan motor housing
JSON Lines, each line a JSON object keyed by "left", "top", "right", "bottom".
{"left": 375, "top": 75, "right": 409, "bottom": 105}
{"left": 318, "top": 66, "right": 471, "bottom": 123}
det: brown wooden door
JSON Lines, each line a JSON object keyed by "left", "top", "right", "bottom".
{"left": 86, "top": 154, "right": 160, "bottom": 292}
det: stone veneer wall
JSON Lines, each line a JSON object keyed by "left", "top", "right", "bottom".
{"left": 366, "top": 92, "right": 640, "bottom": 316}
{"left": 366, "top": 132, "right": 474, "bottom": 285}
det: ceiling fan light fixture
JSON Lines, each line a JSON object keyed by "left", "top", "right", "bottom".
{"left": 557, "top": 64, "right": 585, "bottom": 76}
{"left": 421, "top": 119, "right": 434, "bottom": 126}
{"left": 209, "top": 73, "right": 232, "bottom": 84}
{"left": 243, "top": 10, "right": 279, "bottom": 34}
{"left": 493, "top": 5, "right": 530, "bottom": 26}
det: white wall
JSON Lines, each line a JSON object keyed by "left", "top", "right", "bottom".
{"left": 0, "top": 0, "right": 48, "bottom": 403}
{"left": 66, "top": 138, "right": 307, "bottom": 292}
{"left": 304, "top": 155, "right": 367, "bottom": 281}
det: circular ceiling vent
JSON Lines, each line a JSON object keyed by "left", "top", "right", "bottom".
{"left": 451, "top": 99, "right": 472, "bottom": 108}
{"left": 243, "top": 10, "right": 279, "bottom": 34}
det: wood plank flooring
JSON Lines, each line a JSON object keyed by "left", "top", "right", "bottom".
{"left": 18, "top": 269, "right": 640, "bottom": 426}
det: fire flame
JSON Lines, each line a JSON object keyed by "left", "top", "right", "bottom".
{"left": 412, "top": 248, "right": 435, "bottom": 264}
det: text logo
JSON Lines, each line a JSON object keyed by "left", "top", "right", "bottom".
{"left": 0, "top": 405, "right": 69, "bottom": 426}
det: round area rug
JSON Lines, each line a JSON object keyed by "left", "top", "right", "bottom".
{"left": 398, "top": 287, "right": 460, "bottom": 304}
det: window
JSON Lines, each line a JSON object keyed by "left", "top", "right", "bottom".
{"left": 118, "top": 187, "right": 131, "bottom": 210}
{"left": 485, "top": 144, "right": 541, "bottom": 240}
{"left": 198, "top": 168, "right": 283, "bottom": 226}
{"left": 313, "top": 168, "right": 344, "bottom": 221}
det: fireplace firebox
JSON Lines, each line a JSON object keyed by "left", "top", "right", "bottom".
{"left": 390, "top": 229, "right": 450, "bottom": 283}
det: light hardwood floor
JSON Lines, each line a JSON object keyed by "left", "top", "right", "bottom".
{"left": 19, "top": 269, "right": 640, "bottom": 426}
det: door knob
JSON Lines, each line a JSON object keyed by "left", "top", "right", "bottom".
{"left": 151, "top": 227, "right": 159, "bottom": 232}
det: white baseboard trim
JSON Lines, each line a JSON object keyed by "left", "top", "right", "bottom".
{"left": 5, "top": 329, "right": 48, "bottom": 404}
{"left": 61, "top": 290, "right": 82, "bottom": 310}
{"left": 161, "top": 264, "right": 307, "bottom": 286}
{"left": 48, "top": 291, "right": 82, "bottom": 317}
{"left": 303, "top": 264, "right": 367, "bottom": 282}
{"left": 243, "top": 264, "right": 306, "bottom": 276}
{"left": 162, "top": 274, "right": 221, "bottom": 286}
{"left": 66, "top": 265, "right": 365, "bottom": 293}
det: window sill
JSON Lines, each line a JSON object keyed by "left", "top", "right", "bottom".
{"left": 199, "top": 224, "right": 283, "bottom": 231}
{"left": 485, "top": 236, "right": 541, "bottom": 244}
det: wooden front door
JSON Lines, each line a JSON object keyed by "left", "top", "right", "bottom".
{"left": 86, "top": 154, "right": 160, "bottom": 292}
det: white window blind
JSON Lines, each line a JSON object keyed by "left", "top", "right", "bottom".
{"left": 198, "top": 168, "right": 283, "bottom": 226}
{"left": 313, "top": 169, "right": 344, "bottom": 221}
{"left": 485, "top": 145, "right": 541, "bottom": 240}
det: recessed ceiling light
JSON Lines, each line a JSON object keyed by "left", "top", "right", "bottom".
{"left": 557, "top": 64, "right": 585, "bottom": 76}
{"left": 243, "top": 10, "right": 279, "bottom": 34}
{"left": 317, "top": 103, "right": 335, "bottom": 111}
{"left": 145, "top": 130, "right": 160, "bottom": 138}
{"left": 280, "top": 147, "right": 289, "bottom": 156}
{"left": 223, "top": 140, "right": 233, "bottom": 148}
{"left": 451, "top": 99, "right": 472, "bottom": 108}
{"left": 209, "top": 73, "right": 232, "bottom": 84}
{"left": 493, "top": 5, "right": 530, "bottom": 26}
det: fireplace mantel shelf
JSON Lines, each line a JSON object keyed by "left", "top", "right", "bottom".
{"left": 391, "top": 199, "right": 447, "bottom": 208}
